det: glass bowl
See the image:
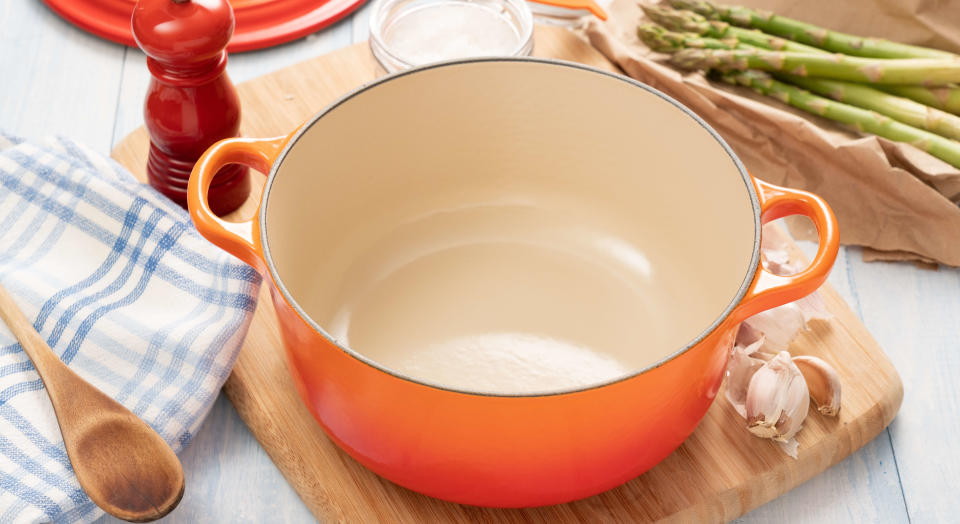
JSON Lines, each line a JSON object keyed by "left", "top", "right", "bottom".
{"left": 369, "top": 0, "right": 534, "bottom": 73}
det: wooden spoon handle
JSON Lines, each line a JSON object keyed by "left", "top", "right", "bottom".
{"left": 0, "top": 283, "right": 66, "bottom": 378}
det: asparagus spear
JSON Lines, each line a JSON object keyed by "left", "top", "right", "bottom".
{"left": 638, "top": 24, "right": 737, "bottom": 53}
{"left": 780, "top": 76, "right": 960, "bottom": 141}
{"left": 876, "top": 85, "right": 960, "bottom": 116}
{"left": 714, "top": 70, "right": 960, "bottom": 169}
{"left": 668, "top": 0, "right": 957, "bottom": 60}
{"left": 636, "top": 26, "right": 960, "bottom": 139}
{"left": 641, "top": 5, "right": 823, "bottom": 54}
{"left": 670, "top": 48, "right": 960, "bottom": 85}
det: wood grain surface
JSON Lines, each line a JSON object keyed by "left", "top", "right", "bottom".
{"left": 107, "top": 25, "right": 904, "bottom": 522}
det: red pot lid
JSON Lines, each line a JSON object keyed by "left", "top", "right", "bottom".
{"left": 43, "top": 0, "right": 367, "bottom": 52}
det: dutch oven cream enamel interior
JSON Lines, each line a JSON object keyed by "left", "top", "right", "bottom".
{"left": 263, "top": 61, "right": 756, "bottom": 394}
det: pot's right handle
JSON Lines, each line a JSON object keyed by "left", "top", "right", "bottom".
{"left": 730, "top": 178, "right": 839, "bottom": 324}
{"left": 188, "top": 135, "right": 288, "bottom": 270}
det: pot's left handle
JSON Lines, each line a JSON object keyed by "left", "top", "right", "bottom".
{"left": 188, "top": 136, "right": 288, "bottom": 269}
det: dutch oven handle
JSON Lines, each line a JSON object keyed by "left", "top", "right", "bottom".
{"left": 730, "top": 178, "right": 840, "bottom": 324}
{"left": 187, "top": 135, "right": 288, "bottom": 270}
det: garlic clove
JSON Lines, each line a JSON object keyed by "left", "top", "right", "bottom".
{"left": 774, "top": 366, "right": 811, "bottom": 441}
{"left": 735, "top": 322, "right": 764, "bottom": 351}
{"left": 725, "top": 344, "right": 766, "bottom": 419}
{"left": 743, "top": 303, "right": 806, "bottom": 353}
{"left": 745, "top": 351, "right": 810, "bottom": 442}
{"left": 794, "top": 292, "right": 832, "bottom": 323}
{"left": 762, "top": 248, "right": 800, "bottom": 276}
{"left": 792, "top": 355, "right": 842, "bottom": 416}
{"left": 760, "top": 223, "right": 803, "bottom": 276}
{"left": 760, "top": 221, "right": 793, "bottom": 252}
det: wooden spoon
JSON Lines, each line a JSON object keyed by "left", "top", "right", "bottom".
{"left": 0, "top": 283, "right": 184, "bottom": 522}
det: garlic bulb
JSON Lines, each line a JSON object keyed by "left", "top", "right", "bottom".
{"left": 721, "top": 223, "right": 838, "bottom": 459}
{"left": 745, "top": 351, "right": 809, "bottom": 442}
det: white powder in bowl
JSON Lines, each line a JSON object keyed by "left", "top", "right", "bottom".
{"left": 383, "top": 2, "right": 523, "bottom": 65}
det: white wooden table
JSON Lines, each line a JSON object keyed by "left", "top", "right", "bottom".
{"left": 2, "top": 2, "right": 957, "bottom": 522}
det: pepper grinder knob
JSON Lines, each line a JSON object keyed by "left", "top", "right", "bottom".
{"left": 132, "top": 0, "right": 249, "bottom": 215}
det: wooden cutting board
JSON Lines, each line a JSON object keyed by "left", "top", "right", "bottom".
{"left": 111, "top": 26, "right": 903, "bottom": 523}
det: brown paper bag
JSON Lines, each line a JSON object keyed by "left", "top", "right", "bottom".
{"left": 584, "top": 0, "right": 960, "bottom": 266}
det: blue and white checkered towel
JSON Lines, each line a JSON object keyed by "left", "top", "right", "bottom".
{"left": 0, "top": 133, "right": 261, "bottom": 523}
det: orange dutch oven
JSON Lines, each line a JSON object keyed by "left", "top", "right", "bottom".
{"left": 188, "top": 59, "right": 838, "bottom": 508}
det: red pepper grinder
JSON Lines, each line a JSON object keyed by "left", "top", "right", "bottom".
{"left": 132, "top": 0, "right": 249, "bottom": 215}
